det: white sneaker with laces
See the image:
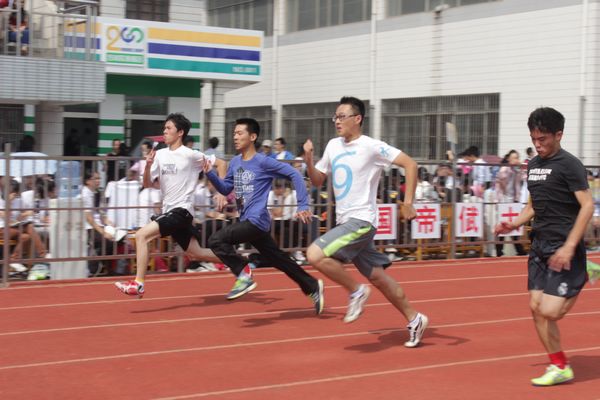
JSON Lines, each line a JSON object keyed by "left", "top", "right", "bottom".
{"left": 343, "top": 285, "right": 371, "bottom": 323}
{"left": 404, "top": 313, "right": 429, "bottom": 348}
{"left": 9, "top": 263, "right": 27, "bottom": 273}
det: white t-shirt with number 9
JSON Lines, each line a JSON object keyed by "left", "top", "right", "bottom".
{"left": 315, "top": 135, "right": 401, "bottom": 226}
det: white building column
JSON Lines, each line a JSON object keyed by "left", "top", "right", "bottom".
{"left": 24, "top": 104, "right": 35, "bottom": 137}
{"left": 169, "top": 97, "right": 201, "bottom": 150}
{"left": 205, "top": 81, "right": 247, "bottom": 153}
{"left": 36, "top": 103, "right": 63, "bottom": 156}
{"left": 369, "top": 0, "right": 386, "bottom": 140}
{"left": 98, "top": 94, "right": 125, "bottom": 155}
{"left": 271, "top": 0, "right": 284, "bottom": 138}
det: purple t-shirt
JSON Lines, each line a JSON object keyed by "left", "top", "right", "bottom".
{"left": 206, "top": 153, "right": 309, "bottom": 232}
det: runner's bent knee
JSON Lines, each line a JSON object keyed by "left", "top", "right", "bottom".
{"left": 306, "top": 244, "right": 325, "bottom": 264}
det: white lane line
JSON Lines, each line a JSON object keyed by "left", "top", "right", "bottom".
{"left": 0, "top": 310, "right": 599, "bottom": 372}
{"left": 1, "top": 288, "right": 599, "bottom": 337}
{"left": 153, "top": 345, "right": 600, "bottom": 399}
{"left": 0, "top": 273, "right": 529, "bottom": 311}
{"left": 0, "top": 258, "right": 527, "bottom": 291}
{"left": 0, "top": 291, "right": 530, "bottom": 336}
{"left": 2, "top": 276, "right": 598, "bottom": 313}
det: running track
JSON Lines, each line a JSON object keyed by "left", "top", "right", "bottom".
{"left": 0, "top": 257, "right": 599, "bottom": 399}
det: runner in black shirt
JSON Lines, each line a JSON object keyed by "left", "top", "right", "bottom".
{"left": 495, "top": 107, "right": 594, "bottom": 386}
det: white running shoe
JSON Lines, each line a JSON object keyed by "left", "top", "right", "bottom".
{"left": 343, "top": 285, "right": 371, "bottom": 323}
{"left": 9, "top": 263, "right": 27, "bottom": 273}
{"left": 404, "top": 313, "right": 429, "bottom": 348}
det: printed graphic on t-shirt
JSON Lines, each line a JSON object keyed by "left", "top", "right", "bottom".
{"left": 161, "top": 164, "right": 177, "bottom": 175}
{"left": 528, "top": 168, "right": 552, "bottom": 182}
{"left": 234, "top": 166, "right": 255, "bottom": 212}
{"left": 331, "top": 151, "right": 356, "bottom": 201}
{"left": 379, "top": 145, "right": 391, "bottom": 158}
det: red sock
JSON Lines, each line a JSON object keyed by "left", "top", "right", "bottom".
{"left": 242, "top": 264, "right": 252, "bottom": 276}
{"left": 549, "top": 351, "right": 568, "bottom": 369}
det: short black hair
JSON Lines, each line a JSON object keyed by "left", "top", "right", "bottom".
{"left": 209, "top": 137, "right": 219, "bottom": 149}
{"left": 235, "top": 118, "right": 260, "bottom": 138}
{"left": 275, "top": 137, "right": 286, "bottom": 146}
{"left": 273, "top": 179, "right": 286, "bottom": 189}
{"left": 527, "top": 107, "right": 565, "bottom": 134}
{"left": 166, "top": 113, "right": 192, "bottom": 139}
{"left": 84, "top": 170, "right": 96, "bottom": 182}
{"left": 183, "top": 136, "right": 195, "bottom": 145}
{"left": 9, "top": 179, "right": 20, "bottom": 194}
{"left": 339, "top": 96, "right": 366, "bottom": 126}
{"left": 462, "top": 145, "right": 480, "bottom": 158}
{"left": 36, "top": 178, "right": 55, "bottom": 198}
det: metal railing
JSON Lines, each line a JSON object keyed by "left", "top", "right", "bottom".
{"left": 2, "top": 150, "right": 600, "bottom": 287}
{"left": 0, "top": 0, "right": 98, "bottom": 60}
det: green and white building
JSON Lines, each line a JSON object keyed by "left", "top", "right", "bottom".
{"left": 2, "top": 0, "right": 600, "bottom": 163}
{"left": 0, "top": 0, "right": 262, "bottom": 156}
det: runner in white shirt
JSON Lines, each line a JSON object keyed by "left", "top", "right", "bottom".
{"left": 115, "top": 113, "right": 226, "bottom": 297}
{"left": 303, "top": 96, "right": 429, "bottom": 348}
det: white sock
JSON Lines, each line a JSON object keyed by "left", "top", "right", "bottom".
{"left": 408, "top": 313, "right": 422, "bottom": 327}
{"left": 350, "top": 285, "right": 365, "bottom": 299}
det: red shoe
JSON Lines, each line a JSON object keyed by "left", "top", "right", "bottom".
{"left": 115, "top": 280, "right": 145, "bottom": 298}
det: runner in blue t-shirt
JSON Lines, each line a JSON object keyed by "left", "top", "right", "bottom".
{"left": 205, "top": 118, "right": 324, "bottom": 314}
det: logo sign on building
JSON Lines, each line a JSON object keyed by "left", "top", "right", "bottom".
{"left": 497, "top": 203, "right": 524, "bottom": 236}
{"left": 455, "top": 202, "right": 483, "bottom": 238}
{"left": 374, "top": 204, "right": 397, "bottom": 240}
{"left": 65, "top": 17, "right": 262, "bottom": 82}
{"left": 411, "top": 203, "right": 441, "bottom": 239}
{"left": 103, "top": 24, "right": 147, "bottom": 66}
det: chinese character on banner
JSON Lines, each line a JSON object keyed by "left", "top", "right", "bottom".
{"left": 497, "top": 203, "right": 524, "bottom": 236}
{"left": 411, "top": 203, "right": 441, "bottom": 239}
{"left": 455, "top": 202, "right": 483, "bottom": 238}
{"left": 374, "top": 204, "right": 397, "bottom": 240}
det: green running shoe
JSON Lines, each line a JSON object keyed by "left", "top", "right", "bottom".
{"left": 531, "top": 364, "right": 574, "bottom": 386}
{"left": 226, "top": 276, "right": 257, "bottom": 300}
{"left": 587, "top": 260, "right": 600, "bottom": 285}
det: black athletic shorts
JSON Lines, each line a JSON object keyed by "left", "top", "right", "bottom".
{"left": 528, "top": 239, "right": 587, "bottom": 298}
{"left": 152, "top": 207, "right": 200, "bottom": 251}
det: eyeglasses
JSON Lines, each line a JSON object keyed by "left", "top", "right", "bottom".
{"left": 331, "top": 114, "right": 357, "bottom": 123}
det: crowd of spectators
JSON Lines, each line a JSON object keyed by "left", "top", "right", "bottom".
{"left": 4, "top": 133, "right": 600, "bottom": 279}
{"left": 1, "top": 0, "right": 29, "bottom": 55}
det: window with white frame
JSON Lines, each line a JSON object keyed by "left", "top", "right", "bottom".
{"left": 126, "top": 0, "right": 170, "bottom": 22}
{"left": 0, "top": 104, "right": 24, "bottom": 150}
{"left": 208, "top": 0, "right": 274, "bottom": 36}
{"left": 224, "top": 106, "right": 273, "bottom": 155}
{"left": 282, "top": 101, "right": 370, "bottom": 157}
{"left": 286, "top": 0, "right": 372, "bottom": 33}
{"left": 387, "top": 0, "right": 499, "bottom": 16}
{"left": 381, "top": 94, "right": 499, "bottom": 160}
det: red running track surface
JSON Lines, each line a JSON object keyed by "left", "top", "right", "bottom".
{"left": 0, "top": 256, "right": 599, "bottom": 400}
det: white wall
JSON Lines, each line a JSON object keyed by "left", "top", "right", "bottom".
{"left": 100, "top": 0, "right": 125, "bottom": 18}
{"left": 170, "top": 0, "right": 208, "bottom": 25}
{"left": 37, "top": 103, "right": 63, "bottom": 156}
{"left": 224, "top": 0, "right": 600, "bottom": 163}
